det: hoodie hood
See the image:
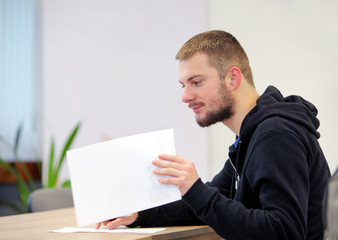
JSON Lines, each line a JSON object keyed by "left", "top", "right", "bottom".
{"left": 240, "top": 86, "right": 320, "bottom": 141}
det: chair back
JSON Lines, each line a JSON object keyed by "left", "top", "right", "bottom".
{"left": 325, "top": 168, "right": 338, "bottom": 240}
{"left": 28, "top": 188, "right": 73, "bottom": 212}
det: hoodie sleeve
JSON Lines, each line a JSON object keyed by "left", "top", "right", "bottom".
{"left": 205, "top": 159, "right": 235, "bottom": 198}
{"left": 127, "top": 158, "right": 234, "bottom": 229}
{"left": 127, "top": 199, "right": 204, "bottom": 228}
{"left": 182, "top": 130, "right": 309, "bottom": 240}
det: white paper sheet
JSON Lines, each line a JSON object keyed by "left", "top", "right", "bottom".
{"left": 67, "top": 129, "right": 181, "bottom": 227}
{"left": 50, "top": 227, "right": 166, "bottom": 234}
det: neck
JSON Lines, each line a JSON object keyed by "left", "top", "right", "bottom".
{"left": 222, "top": 85, "right": 259, "bottom": 136}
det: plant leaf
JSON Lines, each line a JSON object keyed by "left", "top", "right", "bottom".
{"left": 55, "top": 123, "right": 81, "bottom": 181}
{"left": 62, "top": 179, "right": 71, "bottom": 188}
{"left": 0, "top": 158, "right": 21, "bottom": 182}
{"left": 15, "top": 162, "right": 37, "bottom": 191}
{"left": 47, "top": 139, "right": 55, "bottom": 188}
{"left": 11, "top": 124, "right": 37, "bottom": 190}
{"left": 16, "top": 179, "right": 30, "bottom": 211}
{"left": 0, "top": 135, "right": 12, "bottom": 151}
{"left": 0, "top": 158, "right": 30, "bottom": 212}
{"left": 13, "top": 123, "right": 23, "bottom": 158}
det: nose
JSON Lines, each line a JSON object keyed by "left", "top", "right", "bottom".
{"left": 181, "top": 86, "right": 195, "bottom": 103}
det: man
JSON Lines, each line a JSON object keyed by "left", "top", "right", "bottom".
{"left": 96, "top": 30, "right": 331, "bottom": 240}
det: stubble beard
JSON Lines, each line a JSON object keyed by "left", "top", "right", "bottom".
{"left": 196, "top": 82, "right": 234, "bottom": 127}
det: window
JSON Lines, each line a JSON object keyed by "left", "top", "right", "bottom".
{"left": 0, "top": 0, "right": 41, "bottom": 161}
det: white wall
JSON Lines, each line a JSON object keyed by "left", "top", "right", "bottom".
{"left": 41, "top": 0, "right": 338, "bottom": 186}
{"left": 41, "top": 0, "right": 209, "bottom": 185}
{"left": 209, "top": 0, "right": 338, "bottom": 175}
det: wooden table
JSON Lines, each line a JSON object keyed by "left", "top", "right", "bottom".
{"left": 0, "top": 208, "right": 223, "bottom": 240}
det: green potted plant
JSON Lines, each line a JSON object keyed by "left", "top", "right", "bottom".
{"left": 0, "top": 122, "right": 81, "bottom": 214}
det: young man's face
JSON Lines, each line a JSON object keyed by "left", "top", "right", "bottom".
{"left": 178, "top": 53, "right": 234, "bottom": 127}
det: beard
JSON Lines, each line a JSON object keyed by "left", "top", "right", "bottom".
{"left": 196, "top": 82, "right": 234, "bottom": 127}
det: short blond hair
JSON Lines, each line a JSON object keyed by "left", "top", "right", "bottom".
{"left": 176, "top": 30, "right": 254, "bottom": 86}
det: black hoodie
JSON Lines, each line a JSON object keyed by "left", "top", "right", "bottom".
{"left": 131, "top": 86, "right": 331, "bottom": 240}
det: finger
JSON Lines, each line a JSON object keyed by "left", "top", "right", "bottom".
{"left": 158, "top": 154, "right": 190, "bottom": 165}
{"left": 95, "top": 219, "right": 114, "bottom": 229}
{"left": 95, "top": 222, "right": 101, "bottom": 229}
{"left": 153, "top": 167, "right": 181, "bottom": 177}
{"left": 106, "top": 213, "right": 138, "bottom": 230}
{"left": 157, "top": 154, "right": 178, "bottom": 162}
{"left": 159, "top": 176, "right": 179, "bottom": 185}
{"left": 102, "top": 220, "right": 112, "bottom": 226}
{"left": 153, "top": 157, "right": 196, "bottom": 174}
{"left": 152, "top": 159, "right": 183, "bottom": 170}
{"left": 107, "top": 217, "right": 128, "bottom": 230}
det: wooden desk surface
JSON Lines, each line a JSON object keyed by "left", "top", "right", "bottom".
{"left": 0, "top": 208, "right": 223, "bottom": 240}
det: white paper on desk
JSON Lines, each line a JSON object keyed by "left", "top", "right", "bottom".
{"left": 67, "top": 129, "right": 181, "bottom": 227}
{"left": 50, "top": 227, "right": 166, "bottom": 234}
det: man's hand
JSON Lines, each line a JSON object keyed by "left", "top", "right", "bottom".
{"left": 152, "top": 154, "right": 199, "bottom": 196}
{"left": 95, "top": 213, "right": 138, "bottom": 230}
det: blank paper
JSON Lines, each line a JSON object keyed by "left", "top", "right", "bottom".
{"left": 67, "top": 129, "right": 181, "bottom": 227}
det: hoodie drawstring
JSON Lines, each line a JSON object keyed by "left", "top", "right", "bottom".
{"left": 230, "top": 140, "right": 242, "bottom": 199}
{"left": 235, "top": 141, "right": 242, "bottom": 191}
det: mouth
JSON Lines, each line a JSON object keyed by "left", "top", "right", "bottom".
{"left": 189, "top": 103, "right": 203, "bottom": 113}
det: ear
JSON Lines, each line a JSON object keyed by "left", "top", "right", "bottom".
{"left": 228, "top": 66, "right": 242, "bottom": 91}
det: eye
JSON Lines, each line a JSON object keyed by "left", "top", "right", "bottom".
{"left": 193, "top": 80, "right": 201, "bottom": 86}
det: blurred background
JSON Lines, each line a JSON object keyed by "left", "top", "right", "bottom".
{"left": 1, "top": 0, "right": 337, "bottom": 215}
